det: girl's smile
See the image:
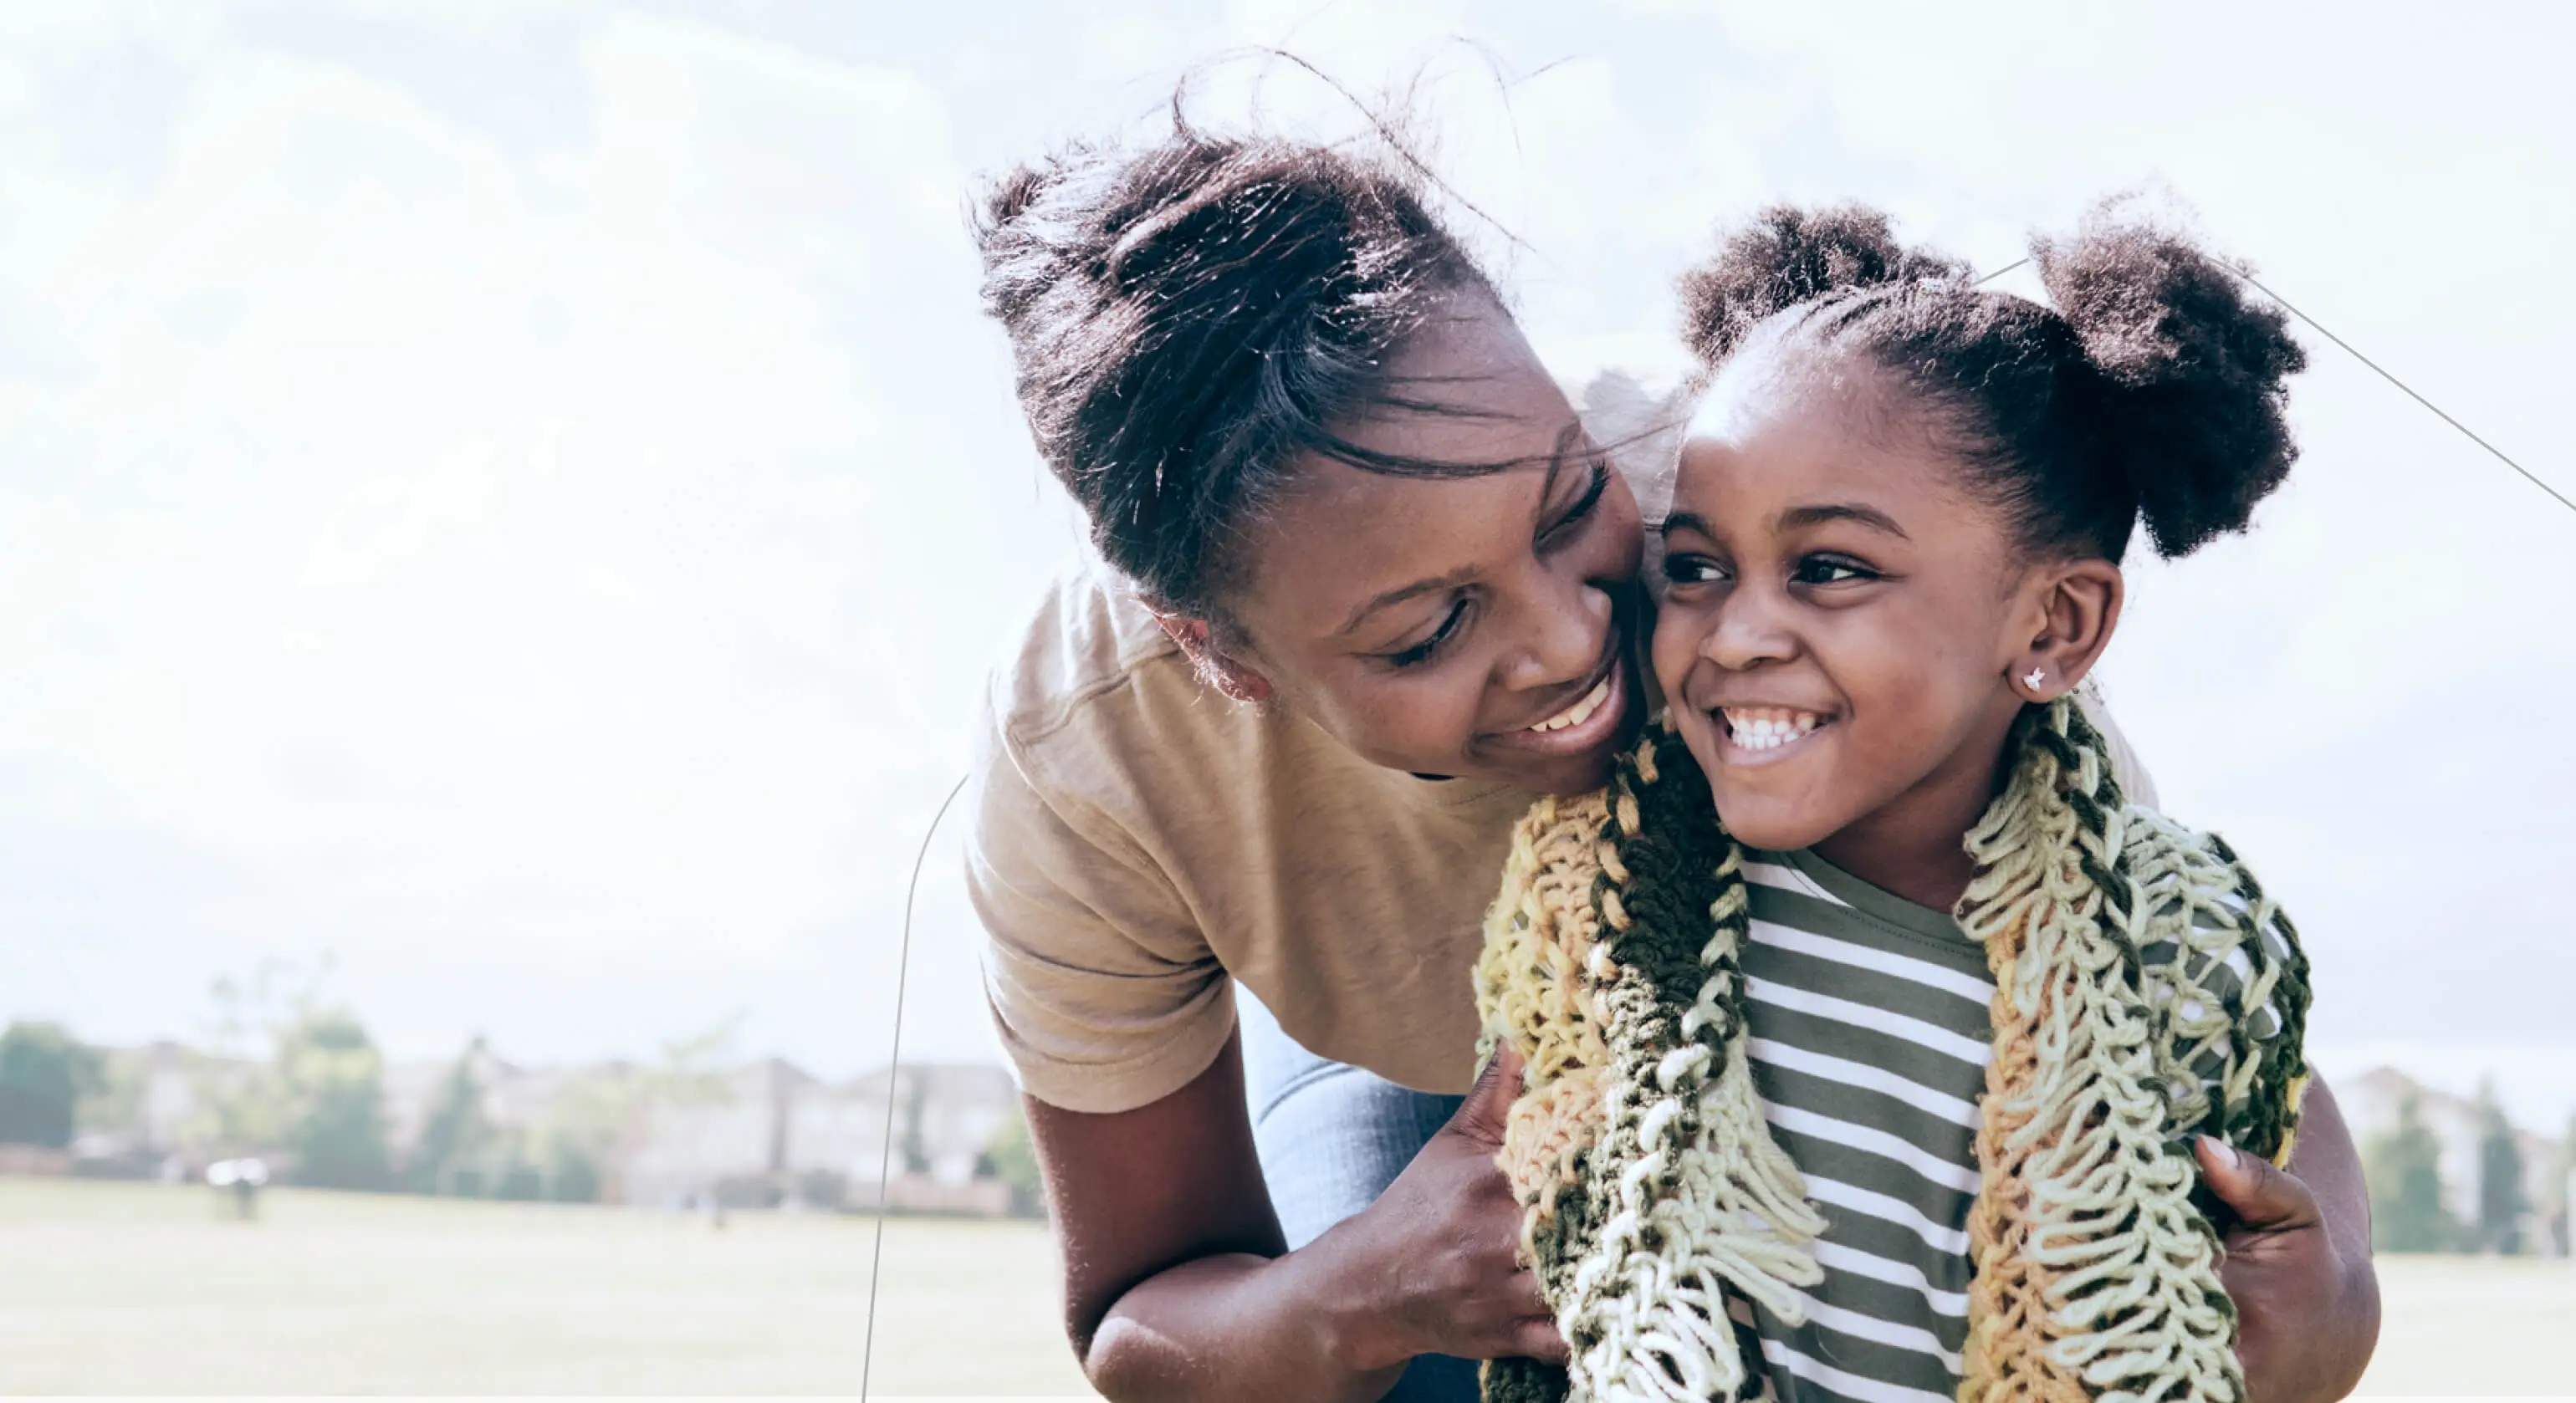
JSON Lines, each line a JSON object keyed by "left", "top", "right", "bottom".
{"left": 1707, "top": 702, "right": 1835, "bottom": 763}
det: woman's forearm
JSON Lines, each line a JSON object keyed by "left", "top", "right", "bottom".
{"left": 1031, "top": 1037, "right": 1425, "bottom": 1403}
{"left": 1039, "top": 1039, "right": 1561, "bottom": 1403}
{"left": 1086, "top": 1237, "right": 1408, "bottom": 1403}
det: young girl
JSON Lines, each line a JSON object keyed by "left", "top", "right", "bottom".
{"left": 1475, "top": 203, "right": 2364, "bottom": 1403}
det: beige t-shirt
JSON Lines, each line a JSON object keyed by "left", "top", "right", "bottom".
{"left": 967, "top": 377, "right": 2157, "bottom": 1115}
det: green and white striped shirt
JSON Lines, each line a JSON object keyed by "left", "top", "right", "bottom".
{"left": 1730, "top": 847, "right": 2286, "bottom": 1403}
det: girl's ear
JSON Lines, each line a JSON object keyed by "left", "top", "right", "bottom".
{"left": 2008, "top": 559, "right": 2124, "bottom": 703}
{"left": 1149, "top": 610, "right": 1275, "bottom": 705}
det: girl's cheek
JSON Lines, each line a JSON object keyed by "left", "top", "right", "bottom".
{"left": 1649, "top": 608, "right": 1704, "bottom": 701}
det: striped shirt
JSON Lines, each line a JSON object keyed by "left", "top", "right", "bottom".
{"left": 1730, "top": 848, "right": 2287, "bottom": 1403}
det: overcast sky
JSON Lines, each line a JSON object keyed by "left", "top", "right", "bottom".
{"left": 4, "top": 1, "right": 2572, "bottom": 1125}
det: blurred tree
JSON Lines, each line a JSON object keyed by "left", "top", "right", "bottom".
{"left": 899, "top": 1071, "right": 931, "bottom": 1176}
{"left": 0, "top": 1022, "right": 100, "bottom": 1148}
{"left": 2365, "top": 1089, "right": 2464, "bottom": 1252}
{"left": 75, "top": 1046, "right": 148, "bottom": 1140}
{"left": 2553, "top": 1114, "right": 2576, "bottom": 1258}
{"left": 408, "top": 1038, "right": 493, "bottom": 1195}
{"left": 984, "top": 1101, "right": 1042, "bottom": 1218}
{"left": 531, "top": 1069, "right": 642, "bottom": 1203}
{"left": 189, "top": 961, "right": 311, "bottom": 1156}
{"left": 278, "top": 1009, "right": 392, "bottom": 1191}
{"left": 2474, "top": 1079, "right": 2527, "bottom": 1255}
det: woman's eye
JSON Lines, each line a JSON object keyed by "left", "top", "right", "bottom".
{"left": 1538, "top": 460, "right": 1609, "bottom": 546}
{"left": 1792, "top": 555, "right": 1876, "bottom": 586}
{"left": 1385, "top": 601, "right": 1468, "bottom": 669}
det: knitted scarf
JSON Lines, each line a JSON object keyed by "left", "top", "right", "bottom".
{"left": 1473, "top": 699, "right": 2312, "bottom": 1403}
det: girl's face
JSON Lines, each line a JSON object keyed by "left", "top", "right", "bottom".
{"left": 1219, "top": 296, "right": 1648, "bottom": 795}
{"left": 1651, "top": 350, "right": 2093, "bottom": 863}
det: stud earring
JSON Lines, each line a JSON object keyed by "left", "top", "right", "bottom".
{"left": 2022, "top": 666, "right": 2047, "bottom": 692}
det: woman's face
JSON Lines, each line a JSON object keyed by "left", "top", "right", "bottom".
{"left": 1219, "top": 297, "right": 1648, "bottom": 795}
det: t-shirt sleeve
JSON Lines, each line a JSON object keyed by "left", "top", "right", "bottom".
{"left": 964, "top": 702, "right": 1238, "bottom": 1115}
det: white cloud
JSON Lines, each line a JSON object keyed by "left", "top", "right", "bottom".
{"left": 3, "top": 3, "right": 2570, "bottom": 1124}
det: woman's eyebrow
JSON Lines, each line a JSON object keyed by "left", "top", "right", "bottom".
{"left": 1777, "top": 502, "right": 1909, "bottom": 538}
{"left": 1336, "top": 564, "right": 1480, "bottom": 638}
{"left": 1515, "top": 421, "right": 1585, "bottom": 515}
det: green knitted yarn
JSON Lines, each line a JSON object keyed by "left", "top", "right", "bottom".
{"left": 1473, "top": 700, "right": 2313, "bottom": 1403}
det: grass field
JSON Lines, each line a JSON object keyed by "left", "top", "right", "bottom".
{"left": 3, "top": 1176, "right": 2570, "bottom": 1395}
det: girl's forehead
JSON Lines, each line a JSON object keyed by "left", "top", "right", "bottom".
{"left": 1686, "top": 335, "right": 1878, "bottom": 442}
{"left": 1671, "top": 365, "right": 1959, "bottom": 523}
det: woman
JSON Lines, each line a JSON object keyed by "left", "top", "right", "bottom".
{"left": 964, "top": 125, "right": 2378, "bottom": 1403}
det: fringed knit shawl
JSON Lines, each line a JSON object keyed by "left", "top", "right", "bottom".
{"left": 1474, "top": 699, "right": 2312, "bottom": 1403}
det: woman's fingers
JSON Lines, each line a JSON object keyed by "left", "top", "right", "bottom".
{"left": 1496, "top": 1261, "right": 1551, "bottom": 1317}
{"left": 1510, "top": 1314, "right": 1572, "bottom": 1365}
{"left": 2196, "top": 1135, "right": 2323, "bottom": 1236}
{"left": 1452, "top": 1043, "right": 1526, "bottom": 1147}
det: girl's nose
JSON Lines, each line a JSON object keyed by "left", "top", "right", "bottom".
{"left": 1702, "top": 586, "right": 1796, "bottom": 671}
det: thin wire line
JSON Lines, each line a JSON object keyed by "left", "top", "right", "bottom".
{"left": 2232, "top": 270, "right": 2573, "bottom": 518}
{"left": 1973, "top": 253, "right": 2567, "bottom": 518}
{"left": 859, "top": 770, "right": 972, "bottom": 1401}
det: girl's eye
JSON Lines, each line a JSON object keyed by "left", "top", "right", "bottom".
{"left": 1792, "top": 554, "right": 1877, "bottom": 586}
{"left": 1537, "top": 459, "right": 1610, "bottom": 547}
{"left": 1385, "top": 600, "right": 1469, "bottom": 669}
{"left": 1662, "top": 553, "right": 1730, "bottom": 588}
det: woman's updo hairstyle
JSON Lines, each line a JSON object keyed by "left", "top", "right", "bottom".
{"left": 976, "top": 121, "right": 1496, "bottom": 619}
{"left": 1677, "top": 197, "right": 2308, "bottom": 562}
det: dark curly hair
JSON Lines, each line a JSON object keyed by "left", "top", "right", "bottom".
{"left": 974, "top": 123, "right": 1502, "bottom": 619}
{"left": 1677, "top": 197, "right": 2307, "bottom": 562}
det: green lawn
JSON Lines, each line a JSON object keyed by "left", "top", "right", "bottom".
{"left": 0, "top": 1176, "right": 1090, "bottom": 1395}
{"left": 3, "top": 1176, "right": 2570, "bottom": 1395}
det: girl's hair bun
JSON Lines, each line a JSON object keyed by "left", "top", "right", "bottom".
{"left": 2034, "top": 198, "right": 2308, "bottom": 558}
{"left": 1678, "top": 204, "right": 1966, "bottom": 365}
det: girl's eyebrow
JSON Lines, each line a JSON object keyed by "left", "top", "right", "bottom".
{"left": 1659, "top": 511, "right": 1713, "bottom": 538}
{"left": 1777, "top": 502, "right": 1909, "bottom": 539}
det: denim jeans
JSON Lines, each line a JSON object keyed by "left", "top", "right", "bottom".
{"left": 1239, "top": 990, "right": 1480, "bottom": 1402}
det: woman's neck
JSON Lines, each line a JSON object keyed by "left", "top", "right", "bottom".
{"left": 1809, "top": 702, "right": 2025, "bottom": 915}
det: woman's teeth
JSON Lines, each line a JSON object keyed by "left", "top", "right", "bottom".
{"left": 1528, "top": 677, "right": 1612, "bottom": 734}
{"left": 1722, "top": 707, "right": 1824, "bottom": 752}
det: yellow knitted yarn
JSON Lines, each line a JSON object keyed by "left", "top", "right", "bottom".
{"left": 1474, "top": 700, "right": 2311, "bottom": 1403}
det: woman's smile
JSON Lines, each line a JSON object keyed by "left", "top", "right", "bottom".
{"left": 1483, "top": 645, "right": 1633, "bottom": 759}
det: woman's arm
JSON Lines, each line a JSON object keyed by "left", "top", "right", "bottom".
{"left": 1031, "top": 1032, "right": 1565, "bottom": 1403}
{"left": 2197, "top": 1072, "right": 2383, "bottom": 1403}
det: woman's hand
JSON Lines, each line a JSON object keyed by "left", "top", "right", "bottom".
{"left": 1035, "top": 1031, "right": 1561, "bottom": 1403}
{"left": 1314, "top": 1044, "right": 1570, "bottom": 1371}
{"left": 2199, "top": 1074, "right": 2382, "bottom": 1403}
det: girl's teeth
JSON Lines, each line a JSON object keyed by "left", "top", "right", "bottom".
{"left": 1720, "top": 707, "right": 1823, "bottom": 751}
{"left": 1530, "top": 677, "right": 1612, "bottom": 733}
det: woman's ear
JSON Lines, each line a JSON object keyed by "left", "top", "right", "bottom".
{"left": 2007, "top": 559, "right": 2124, "bottom": 703}
{"left": 1150, "top": 610, "right": 1274, "bottom": 705}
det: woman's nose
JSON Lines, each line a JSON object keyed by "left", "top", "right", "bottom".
{"left": 1504, "top": 577, "right": 1610, "bottom": 691}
